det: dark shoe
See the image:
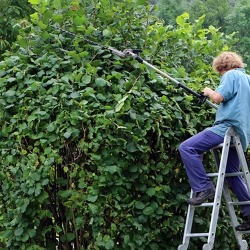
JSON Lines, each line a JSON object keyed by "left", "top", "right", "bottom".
{"left": 187, "top": 188, "right": 215, "bottom": 205}
{"left": 235, "top": 216, "right": 250, "bottom": 231}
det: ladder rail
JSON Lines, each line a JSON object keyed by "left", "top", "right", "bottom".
{"left": 181, "top": 191, "right": 195, "bottom": 248}
{"left": 207, "top": 131, "right": 231, "bottom": 246}
{"left": 211, "top": 134, "right": 245, "bottom": 248}
{"left": 233, "top": 132, "right": 250, "bottom": 192}
{"left": 224, "top": 129, "right": 250, "bottom": 248}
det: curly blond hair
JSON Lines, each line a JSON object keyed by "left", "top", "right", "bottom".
{"left": 212, "top": 51, "right": 244, "bottom": 74}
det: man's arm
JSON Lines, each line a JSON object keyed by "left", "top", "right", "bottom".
{"left": 203, "top": 87, "right": 224, "bottom": 104}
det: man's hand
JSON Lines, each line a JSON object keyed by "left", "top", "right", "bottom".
{"left": 203, "top": 87, "right": 223, "bottom": 104}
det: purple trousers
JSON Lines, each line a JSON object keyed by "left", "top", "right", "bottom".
{"left": 178, "top": 129, "right": 250, "bottom": 217}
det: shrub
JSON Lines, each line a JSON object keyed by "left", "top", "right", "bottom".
{"left": 0, "top": 0, "right": 236, "bottom": 249}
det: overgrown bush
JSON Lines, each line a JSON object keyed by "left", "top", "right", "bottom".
{"left": 0, "top": 0, "right": 239, "bottom": 249}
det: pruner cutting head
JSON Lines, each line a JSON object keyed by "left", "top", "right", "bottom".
{"left": 108, "top": 47, "right": 142, "bottom": 58}
{"left": 108, "top": 47, "right": 126, "bottom": 57}
{"left": 123, "top": 49, "right": 139, "bottom": 58}
{"left": 123, "top": 49, "right": 133, "bottom": 57}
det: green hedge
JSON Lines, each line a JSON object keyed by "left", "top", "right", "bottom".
{"left": 0, "top": 0, "right": 239, "bottom": 249}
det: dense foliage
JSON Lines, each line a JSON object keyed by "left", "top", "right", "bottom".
{"left": 0, "top": 0, "right": 244, "bottom": 249}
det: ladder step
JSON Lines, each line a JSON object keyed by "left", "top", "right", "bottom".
{"left": 211, "top": 143, "right": 224, "bottom": 149}
{"left": 193, "top": 201, "right": 250, "bottom": 207}
{"left": 207, "top": 172, "right": 244, "bottom": 177}
{"left": 211, "top": 143, "right": 235, "bottom": 149}
{"left": 229, "top": 201, "right": 250, "bottom": 206}
{"left": 236, "top": 230, "right": 250, "bottom": 234}
{"left": 186, "top": 233, "right": 209, "bottom": 237}
{"left": 194, "top": 202, "right": 214, "bottom": 207}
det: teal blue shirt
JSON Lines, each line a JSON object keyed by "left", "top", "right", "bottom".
{"left": 207, "top": 68, "right": 250, "bottom": 150}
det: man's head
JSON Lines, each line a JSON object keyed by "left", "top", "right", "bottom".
{"left": 212, "top": 51, "right": 244, "bottom": 75}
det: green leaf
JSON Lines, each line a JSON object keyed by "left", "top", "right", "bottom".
{"left": 75, "top": 217, "right": 84, "bottom": 225}
{"left": 103, "top": 29, "right": 111, "bottom": 37}
{"left": 30, "top": 12, "right": 39, "bottom": 21}
{"left": 20, "top": 199, "right": 30, "bottom": 213}
{"left": 14, "top": 227, "right": 24, "bottom": 237}
{"left": 61, "top": 233, "right": 75, "bottom": 242}
{"left": 129, "top": 165, "right": 138, "bottom": 172}
{"left": 115, "top": 95, "right": 129, "bottom": 112}
{"left": 5, "top": 90, "right": 16, "bottom": 97}
{"left": 127, "top": 141, "right": 137, "bottom": 152}
{"left": 89, "top": 203, "right": 98, "bottom": 214}
{"left": 105, "top": 165, "right": 119, "bottom": 174}
{"left": 28, "top": 0, "right": 40, "bottom": 4}
{"left": 103, "top": 235, "right": 114, "bottom": 250}
{"left": 87, "top": 194, "right": 98, "bottom": 202}
{"left": 135, "top": 201, "right": 145, "bottom": 210}
{"left": 47, "top": 123, "right": 55, "bottom": 132}
{"left": 28, "top": 229, "right": 36, "bottom": 237}
{"left": 64, "top": 131, "right": 72, "bottom": 138}
{"left": 7, "top": 77, "right": 16, "bottom": 82}
{"left": 82, "top": 74, "right": 91, "bottom": 84}
{"left": 143, "top": 206, "right": 154, "bottom": 216}
{"left": 146, "top": 187, "right": 155, "bottom": 197}
{"left": 95, "top": 77, "right": 107, "bottom": 87}
{"left": 176, "top": 12, "right": 189, "bottom": 26}
{"left": 74, "top": 16, "right": 86, "bottom": 26}
{"left": 53, "top": 0, "right": 61, "bottom": 9}
{"left": 124, "top": 235, "right": 130, "bottom": 244}
{"left": 70, "top": 92, "right": 79, "bottom": 98}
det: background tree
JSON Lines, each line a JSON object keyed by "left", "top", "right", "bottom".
{"left": 186, "top": 0, "right": 230, "bottom": 29}
{"left": 0, "top": 0, "right": 34, "bottom": 58}
{"left": 157, "top": 0, "right": 230, "bottom": 28}
{"left": 154, "top": 0, "right": 250, "bottom": 68}
{"left": 225, "top": 0, "right": 250, "bottom": 67}
{"left": 157, "top": 0, "right": 187, "bottom": 25}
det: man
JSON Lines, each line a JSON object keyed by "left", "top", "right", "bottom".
{"left": 178, "top": 51, "right": 250, "bottom": 231}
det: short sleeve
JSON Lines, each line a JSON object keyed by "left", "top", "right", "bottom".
{"left": 215, "top": 70, "right": 239, "bottom": 102}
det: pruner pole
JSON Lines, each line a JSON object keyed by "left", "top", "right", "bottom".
{"left": 122, "top": 49, "right": 218, "bottom": 110}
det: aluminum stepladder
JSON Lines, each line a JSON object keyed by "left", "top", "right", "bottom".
{"left": 178, "top": 127, "right": 250, "bottom": 250}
